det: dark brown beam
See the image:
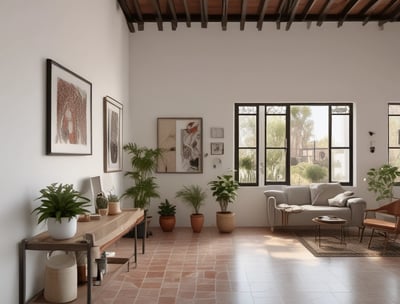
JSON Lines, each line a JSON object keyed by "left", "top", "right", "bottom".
{"left": 200, "top": 0, "right": 208, "bottom": 28}
{"left": 317, "top": 0, "right": 334, "bottom": 26}
{"left": 286, "top": 0, "right": 300, "bottom": 31}
{"left": 379, "top": 1, "right": 400, "bottom": 26}
{"left": 240, "top": 0, "right": 248, "bottom": 30}
{"left": 337, "top": 0, "right": 359, "bottom": 27}
{"left": 167, "top": 0, "right": 178, "bottom": 30}
{"left": 132, "top": 0, "right": 144, "bottom": 31}
{"left": 222, "top": 0, "right": 229, "bottom": 30}
{"left": 301, "top": 0, "right": 315, "bottom": 21}
{"left": 183, "top": 0, "right": 192, "bottom": 27}
{"left": 257, "top": 0, "right": 270, "bottom": 30}
{"left": 361, "top": 0, "right": 379, "bottom": 25}
{"left": 151, "top": 0, "right": 163, "bottom": 31}
{"left": 276, "top": 0, "right": 289, "bottom": 30}
{"left": 117, "top": 0, "right": 136, "bottom": 32}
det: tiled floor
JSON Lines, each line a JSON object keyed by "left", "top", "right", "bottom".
{"left": 89, "top": 227, "right": 399, "bottom": 304}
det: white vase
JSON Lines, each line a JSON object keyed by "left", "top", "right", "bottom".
{"left": 47, "top": 217, "right": 77, "bottom": 240}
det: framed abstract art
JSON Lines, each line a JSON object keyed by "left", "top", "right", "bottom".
{"left": 157, "top": 117, "right": 203, "bottom": 173}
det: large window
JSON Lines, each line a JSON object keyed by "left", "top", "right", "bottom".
{"left": 235, "top": 103, "right": 353, "bottom": 186}
{"left": 389, "top": 103, "right": 400, "bottom": 168}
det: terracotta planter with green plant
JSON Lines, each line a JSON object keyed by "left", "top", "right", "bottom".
{"left": 107, "top": 193, "right": 121, "bottom": 215}
{"left": 176, "top": 185, "right": 207, "bottom": 233}
{"left": 366, "top": 164, "right": 400, "bottom": 202}
{"left": 32, "top": 183, "right": 91, "bottom": 240}
{"left": 158, "top": 199, "right": 176, "bottom": 232}
{"left": 209, "top": 174, "right": 239, "bottom": 233}
{"left": 96, "top": 192, "right": 109, "bottom": 216}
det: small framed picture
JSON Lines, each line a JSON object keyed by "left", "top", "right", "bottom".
{"left": 210, "top": 127, "right": 224, "bottom": 138}
{"left": 104, "top": 96, "right": 123, "bottom": 172}
{"left": 211, "top": 142, "right": 224, "bottom": 155}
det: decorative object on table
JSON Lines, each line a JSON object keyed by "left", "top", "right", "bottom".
{"left": 158, "top": 199, "right": 176, "bottom": 232}
{"left": 176, "top": 185, "right": 207, "bottom": 233}
{"left": 210, "top": 127, "right": 224, "bottom": 138}
{"left": 103, "top": 96, "right": 123, "bottom": 172}
{"left": 95, "top": 192, "right": 108, "bottom": 216}
{"left": 157, "top": 117, "right": 203, "bottom": 173}
{"left": 46, "top": 59, "right": 92, "bottom": 155}
{"left": 32, "top": 183, "right": 91, "bottom": 239}
{"left": 107, "top": 193, "right": 122, "bottom": 215}
{"left": 365, "top": 164, "right": 400, "bottom": 202}
{"left": 210, "top": 142, "right": 224, "bottom": 155}
{"left": 209, "top": 174, "right": 239, "bottom": 233}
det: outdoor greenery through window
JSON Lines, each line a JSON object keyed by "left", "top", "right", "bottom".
{"left": 235, "top": 103, "right": 353, "bottom": 186}
{"left": 389, "top": 103, "right": 400, "bottom": 168}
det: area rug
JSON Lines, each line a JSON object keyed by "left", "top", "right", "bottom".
{"left": 296, "top": 229, "right": 400, "bottom": 257}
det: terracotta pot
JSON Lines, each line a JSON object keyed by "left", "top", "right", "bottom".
{"left": 216, "top": 212, "right": 235, "bottom": 233}
{"left": 108, "top": 201, "right": 122, "bottom": 215}
{"left": 98, "top": 208, "right": 108, "bottom": 216}
{"left": 190, "top": 213, "right": 204, "bottom": 233}
{"left": 159, "top": 215, "right": 176, "bottom": 232}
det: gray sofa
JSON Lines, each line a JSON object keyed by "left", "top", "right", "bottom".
{"left": 264, "top": 183, "right": 366, "bottom": 231}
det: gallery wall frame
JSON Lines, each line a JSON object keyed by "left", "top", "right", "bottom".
{"left": 157, "top": 117, "right": 203, "bottom": 173}
{"left": 104, "top": 96, "right": 123, "bottom": 172}
{"left": 210, "top": 127, "right": 224, "bottom": 138}
{"left": 46, "top": 59, "right": 92, "bottom": 155}
{"left": 211, "top": 142, "right": 224, "bottom": 155}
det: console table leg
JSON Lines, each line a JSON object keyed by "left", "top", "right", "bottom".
{"left": 19, "top": 239, "right": 27, "bottom": 304}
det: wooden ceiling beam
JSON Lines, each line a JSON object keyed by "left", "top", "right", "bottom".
{"left": 361, "top": 0, "right": 379, "bottom": 25}
{"left": 276, "top": 0, "right": 289, "bottom": 30}
{"left": 337, "top": 0, "right": 359, "bottom": 27}
{"left": 151, "top": 0, "right": 163, "bottom": 31}
{"left": 240, "top": 0, "right": 248, "bottom": 30}
{"left": 301, "top": 0, "right": 315, "bottom": 21}
{"left": 200, "top": 0, "right": 208, "bottom": 28}
{"left": 257, "top": 0, "right": 270, "bottom": 30}
{"left": 222, "top": 0, "right": 229, "bottom": 31}
{"left": 118, "top": 0, "right": 136, "bottom": 32}
{"left": 317, "top": 0, "right": 334, "bottom": 26}
{"left": 183, "top": 0, "right": 192, "bottom": 27}
{"left": 167, "top": 0, "right": 178, "bottom": 30}
{"left": 379, "top": 1, "right": 400, "bottom": 26}
{"left": 286, "top": 0, "right": 300, "bottom": 31}
{"left": 132, "top": 0, "right": 144, "bottom": 31}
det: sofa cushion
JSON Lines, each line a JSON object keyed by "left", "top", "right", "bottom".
{"left": 328, "top": 191, "right": 354, "bottom": 207}
{"left": 285, "top": 186, "right": 311, "bottom": 205}
{"left": 310, "top": 183, "right": 344, "bottom": 206}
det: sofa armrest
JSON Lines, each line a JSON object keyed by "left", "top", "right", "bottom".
{"left": 347, "top": 197, "right": 367, "bottom": 227}
{"left": 264, "top": 190, "right": 287, "bottom": 204}
{"left": 264, "top": 190, "right": 287, "bottom": 230}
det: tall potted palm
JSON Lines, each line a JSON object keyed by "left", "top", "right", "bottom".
{"left": 366, "top": 164, "right": 400, "bottom": 202}
{"left": 209, "top": 174, "right": 239, "bottom": 233}
{"left": 176, "top": 185, "right": 207, "bottom": 233}
{"left": 122, "top": 143, "right": 164, "bottom": 237}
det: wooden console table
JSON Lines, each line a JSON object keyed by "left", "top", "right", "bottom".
{"left": 19, "top": 209, "right": 144, "bottom": 304}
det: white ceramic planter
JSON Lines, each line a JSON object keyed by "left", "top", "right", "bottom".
{"left": 47, "top": 217, "right": 78, "bottom": 240}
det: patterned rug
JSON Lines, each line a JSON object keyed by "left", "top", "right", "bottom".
{"left": 296, "top": 228, "right": 400, "bottom": 257}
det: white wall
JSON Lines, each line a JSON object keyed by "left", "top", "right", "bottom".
{"left": 130, "top": 22, "right": 400, "bottom": 228}
{"left": 0, "top": 0, "right": 130, "bottom": 302}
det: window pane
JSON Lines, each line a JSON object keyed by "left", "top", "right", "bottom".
{"left": 332, "top": 115, "right": 349, "bottom": 147}
{"left": 238, "top": 106, "right": 257, "bottom": 114}
{"left": 332, "top": 105, "right": 350, "bottom": 114}
{"left": 389, "top": 116, "right": 400, "bottom": 147}
{"left": 331, "top": 149, "right": 350, "bottom": 182}
{"left": 266, "top": 149, "right": 286, "bottom": 182}
{"left": 266, "top": 106, "right": 286, "bottom": 115}
{"left": 389, "top": 149, "right": 400, "bottom": 167}
{"left": 266, "top": 115, "right": 286, "bottom": 147}
{"left": 238, "top": 149, "right": 257, "bottom": 183}
{"left": 238, "top": 116, "right": 256, "bottom": 147}
{"left": 389, "top": 104, "right": 400, "bottom": 115}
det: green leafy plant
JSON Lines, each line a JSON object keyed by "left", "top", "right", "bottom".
{"left": 209, "top": 174, "right": 239, "bottom": 212}
{"left": 176, "top": 185, "right": 207, "bottom": 214}
{"left": 122, "top": 143, "right": 164, "bottom": 209}
{"left": 366, "top": 164, "right": 400, "bottom": 201}
{"left": 158, "top": 199, "right": 176, "bottom": 216}
{"left": 96, "top": 192, "right": 108, "bottom": 209}
{"left": 33, "top": 183, "right": 91, "bottom": 224}
{"left": 107, "top": 193, "right": 119, "bottom": 202}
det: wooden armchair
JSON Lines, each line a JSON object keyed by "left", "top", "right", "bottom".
{"left": 359, "top": 200, "right": 400, "bottom": 250}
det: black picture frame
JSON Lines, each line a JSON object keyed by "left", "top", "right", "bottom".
{"left": 104, "top": 96, "right": 123, "bottom": 172}
{"left": 46, "top": 59, "right": 92, "bottom": 155}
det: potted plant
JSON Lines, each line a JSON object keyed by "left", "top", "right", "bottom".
{"left": 122, "top": 142, "right": 164, "bottom": 237}
{"left": 366, "top": 164, "right": 400, "bottom": 202}
{"left": 176, "top": 185, "right": 207, "bottom": 233}
{"left": 107, "top": 193, "right": 121, "bottom": 215}
{"left": 209, "top": 174, "right": 239, "bottom": 233}
{"left": 96, "top": 192, "right": 109, "bottom": 216}
{"left": 32, "top": 183, "right": 91, "bottom": 240}
{"left": 158, "top": 199, "right": 176, "bottom": 232}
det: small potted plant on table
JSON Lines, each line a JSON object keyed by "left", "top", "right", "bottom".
{"left": 32, "top": 183, "right": 91, "bottom": 240}
{"left": 158, "top": 199, "right": 176, "bottom": 232}
{"left": 107, "top": 193, "right": 122, "bottom": 215}
{"left": 96, "top": 192, "right": 109, "bottom": 216}
{"left": 209, "top": 174, "right": 239, "bottom": 233}
{"left": 176, "top": 185, "right": 207, "bottom": 233}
